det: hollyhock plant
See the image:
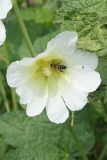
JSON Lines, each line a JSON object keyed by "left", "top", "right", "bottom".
{"left": 6, "top": 31, "right": 101, "bottom": 124}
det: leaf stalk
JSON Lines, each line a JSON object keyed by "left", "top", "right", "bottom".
{"left": 12, "top": 0, "right": 35, "bottom": 57}
{"left": 68, "top": 125, "right": 88, "bottom": 160}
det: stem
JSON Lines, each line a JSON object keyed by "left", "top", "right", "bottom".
{"left": 71, "top": 111, "right": 75, "bottom": 126}
{"left": 0, "top": 72, "right": 10, "bottom": 112}
{"left": 4, "top": 42, "right": 19, "bottom": 111}
{"left": 98, "top": 145, "right": 107, "bottom": 160}
{"left": 12, "top": 0, "right": 35, "bottom": 57}
{"left": 11, "top": 89, "right": 18, "bottom": 111}
{"left": 68, "top": 125, "right": 88, "bottom": 160}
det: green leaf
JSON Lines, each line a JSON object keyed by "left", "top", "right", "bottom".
{"left": 57, "top": 0, "right": 107, "bottom": 55}
{"left": 0, "top": 137, "right": 7, "bottom": 160}
{"left": 21, "top": 8, "right": 55, "bottom": 23}
{"left": 98, "top": 56, "right": 107, "bottom": 85}
{"left": 0, "top": 109, "right": 95, "bottom": 160}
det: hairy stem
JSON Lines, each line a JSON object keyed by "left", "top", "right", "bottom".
{"left": 0, "top": 72, "right": 10, "bottom": 112}
{"left": 4, "top": 42, "right": 18, "bottom": 111}
{"left": 68, "top": 125, "right": 88, "bottom": 160}
{"left": 12, "top": 0, "right": 35, "bottom": 57}
{"left": 71, "top": 111, "right": 75, "bottom": 126}
{"left": 11, "top": 89, "right": 18, "bottom": 111}
{"left": 98, "top": 145, "right": 107, "bottom": 160}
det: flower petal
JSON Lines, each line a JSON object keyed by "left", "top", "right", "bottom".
{"left": 6, "top": 58, "right": 35, "bottom": 88}
{"left": 16, "top": 73, "right": 47, "bottom": 105}
{"left": 7, "top": 57, "right": 48, "bottom": 117}
{"left": 46, "top": 92, "right": 69, "bottom": 124}
{"left": 47, "top": 31, "right": 78, "bottom": 55}
{"left": 60, "top": 79, "right": 88, "bottom": 111}
{"left": 26, "top": 87, "right": 48, "bottom": 117}
{"left": 0, "top": 21, "right": 6, "bottom": 46}
{"left": 0, "top": 0, "right": 12, "bottom": 19}
{"left": 71, "top": 66, "right": 101, "bottom": 92}
{"left": 7, "top": 57, "right": 47, "bottom": 106}
{"left": 69, "top": 49, "right": 98, "bottom": 69}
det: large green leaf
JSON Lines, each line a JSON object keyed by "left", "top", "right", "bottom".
{"left": 98, "top": 56, "right": 107, "bottom": 85}
{"left": 0, "top": 137, "right": 7, "bottom": 160}
{"left": 0, "top": 108, "right": 95, "bottom": 160}
{"left": 57, "top": 0, "right": 107, "bottom": 55}
{"left": 21, "top": 8, "right": 55, "bottom": 23}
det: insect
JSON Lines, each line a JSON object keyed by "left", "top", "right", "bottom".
{"left": 50, "top": 60, "right": 66, "bottom": 72}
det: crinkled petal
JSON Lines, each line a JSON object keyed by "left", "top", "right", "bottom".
{"left": 69, "top": 49, "right": 98, "bottom": 69}
{"left": 46, "top": 92, "right": 69, "bottom": 124}
{"left": 60, "top": 79, "right": 88, "bottom": 111}
{"left": 26, "top": 88, "right": 48, "bottom": 117}
{"left": 16, "top": 74, "right": 47, "bottom": 105}
{"left": 6, "top": 57, "right": 47, "bottom": 106}
{"left": 47, "top": 72, "right": 60, "bottom": 96}
{"left": 71, "top": 66, "right": 101, "bottom": 92}
{"left": 0, "top": 21, "right": 6, "bottom": 46}
{"left": 47, "top": 31, "right": 78, "bottom": 55}
{"left": 6, "top": 58, "right": 35, "bottom": 88}
{"left": 0, "top": 0, "right": 12, "bottom": 19}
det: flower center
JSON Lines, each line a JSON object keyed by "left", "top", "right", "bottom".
{"left": 32, "top": 54, "right": 66, "bottom": 78}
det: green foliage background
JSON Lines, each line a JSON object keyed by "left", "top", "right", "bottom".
{"left": 0, "top": 0, "right": 107, "bottom": 159}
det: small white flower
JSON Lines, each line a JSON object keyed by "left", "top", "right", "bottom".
{"left": 0, "top": 0, "right": 12, "bottom": 19}
{"left": 0, "top": 0, "right": 12, "bottom": 45}
{"left": 6, "top": 31, "right": 101, "bottom": 124}
{"left": 0, "top": 20, "right": 6, "bottom": 46}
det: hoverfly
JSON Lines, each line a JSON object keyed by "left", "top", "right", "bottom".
{"left": 50, "top": 60, "right": 66, "bottom": 72}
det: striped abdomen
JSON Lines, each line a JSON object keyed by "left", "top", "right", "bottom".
{"left": 51, "top": 63, "right": 66, "bottom": 72}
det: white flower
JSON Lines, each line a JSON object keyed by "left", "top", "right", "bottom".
{"left": 0, "top": 0, "right": 12, "bottom": 19}
{"left": 0, "top": 20, "right": 6, "bottom": 46}
{"left": 6, "top": 31, "right": 101, "bottom": 124}
{"left": 0, "top": 0, "right": 12, "bottom": 46}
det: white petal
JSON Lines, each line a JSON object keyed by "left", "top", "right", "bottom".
{"left": 7, "top": 58, "right": 47, "bottom": 102}
{"left": 7, "top": 56, "right": 48, "bottom": 117}
{"left": 46, "top": 92, "right": 69, "bottom": 124}
{"left": 0, "top": 21, "right": 6, "bottom": 46}
{"left": 60, "top": 79, "right": 88, "bottom": 111}
{"left": 26, "top": 87, "right": 48, "bottom": 117}
{"left": 47, "top": 31, "right": 78, "bottom": 55}
{"left": 71, "top": 66, "right": 101, "bottom": 92}
{"left": 16, "top": 74, "right": 47, "bottom": 105}
{"left": 18, "top": 57, "right": 36, "bottom": 65}
{"left": 69, "top": 49, "right": 98, "bottom": 69}
{"left": 6, "top": 57, "right": 35, "bottom": 88}
{"left": 47, "top": 72, "right": 60, "bottom": 96}
{"left": 0, "top": 0, "right": 12, "bottom": 19}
